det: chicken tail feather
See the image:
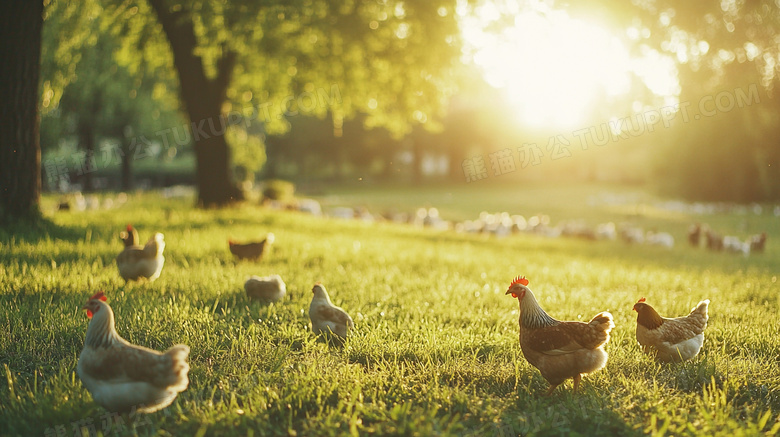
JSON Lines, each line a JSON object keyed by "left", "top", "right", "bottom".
{"left": 163, "top": 344, "right": 190, "bottom": 392}
{"left": 589, "top": 311, "right": 615, "bottom": 333}
{"left": 144, "top": 233, "right": 166, "bottom": 258}
{"left": 688, "top": 300, "right": 710, "bottom": 328}
{"left": 692, "top": 299, "right": 710, "bottom": 316}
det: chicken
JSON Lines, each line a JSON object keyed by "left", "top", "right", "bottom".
{"left": 245, "top": 274, "right": 287, "bottom": 302}
{"left": 749, "top": 232, "right": 767, "bottom": 253}
{"left": 309, "top": 283, "right": 354, "bottom": 344}
{"left": 723, "top": 235, "right": 750, "bottom": 256}
{"left": 705, "top": 228, "right": 724, "bottom": 251}
{"left": 688, "top": 223, "right": 701, "bottom": 247}
{"left": 77, "top": 292, "right": 189, "bottom": 413}
{"left": 619, "top": 225, "right": 644, "bottom": 244}
{"left": 228, "top": 233, "right": 275, "bottom": 261}
{"left": 116, "top": 232, "right": 165, "bottom": 282}
{"left": 633, "top": 297, "right": 709, "bottom": 363}
{"left": 646, "top": 230, "right": 675, "bottom": 248}
{"left": 506, "top": 276, "right": 614, "bottom": 395}
{"left": 119, "top": 224, "right": 139, "bottom": 247}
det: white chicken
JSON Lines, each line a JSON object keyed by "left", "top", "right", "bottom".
{"left": 77, "top": 292, "right": 190, "bottom": 413}
{"left": 245, "top": 274, "right": 287, "bottom": 302}
{"left": 116, "top": 232, "right": 165, "bottom": 282}
{"left": 309, "top": 283, "right": 354, "bottom": 343}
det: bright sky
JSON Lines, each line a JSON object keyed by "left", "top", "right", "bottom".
{"left": 459, "top": 1, "right": 680, "bottom": 129}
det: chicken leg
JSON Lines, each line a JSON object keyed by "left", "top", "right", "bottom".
{"left": 572, "top": 374, "right": 582, "bottom": 393}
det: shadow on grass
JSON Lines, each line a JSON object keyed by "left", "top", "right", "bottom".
{"left": 492, "top": 390, "right": 640, "bottom": 437}
{"left": 0, "top": 217, "right": 85, "bottom": 244}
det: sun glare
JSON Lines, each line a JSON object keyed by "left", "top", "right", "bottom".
{"left": 461, "top": 4, "right": 678, "bottom": 129}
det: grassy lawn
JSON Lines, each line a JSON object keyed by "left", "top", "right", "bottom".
{"left": 1, "top": 183, "right": 779, "bottom": 436}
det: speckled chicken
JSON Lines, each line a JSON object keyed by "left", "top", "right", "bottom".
{"left": 77, "top": 292, "right": 189, "bottom": 413}
{"left": 506, "top": 276, "right": 614, "bottom": 395}
{"left": 245, "top": 274, "right": 286, "bottom": 302}
{"left": 116, "top": 232, "right": 165, "bottom": 282}
{"left": 309, "top": 283, "right": 354, "bottom": 343}
{"left": 633, "top": 298, "right": 709, "bottom": 363}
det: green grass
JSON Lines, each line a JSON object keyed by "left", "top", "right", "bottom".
{"left": 1, "top": 183, "right": 779, "bottom": 436}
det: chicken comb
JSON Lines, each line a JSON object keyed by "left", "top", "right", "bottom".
{"left": 510, "top": 275, "right": 530, "bottom": 287}
{"left": 126, "top": 224, "right": 133, "bottom": 231}
{"left": 637, "top": 297, "right": 646, "bottom": 303}
{"left": 89, "top": 291, "right": 107, "bottom": 302}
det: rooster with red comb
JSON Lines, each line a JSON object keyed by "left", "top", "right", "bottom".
{"left": 119, "top": 224, "right": 139, "bottom": 248}
{"left": 506, "top": 275, "right": 614, "bottom": 395}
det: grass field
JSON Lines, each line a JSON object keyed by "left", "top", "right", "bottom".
{"left": 1, "top": 182, "right": 779, "bottom": 436}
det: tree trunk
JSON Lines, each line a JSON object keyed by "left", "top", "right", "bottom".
{"left": 121, "top": 137, "right": 133, "bottom": 191}
{"left": 148, "top": 0, "right": 241, "bottom": 207}
{"left": 447, "top": 146, "right": 466, "bottom": 182}
{"left": 0, "top": 1, "right": 43, "bottom": 222}
{"left": 77, "top": 119, "right": 95, "bottom": 192}
{"left": 411, "top": 137, "right": 423, "bottom": 184}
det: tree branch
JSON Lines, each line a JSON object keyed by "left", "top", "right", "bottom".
{"left": 214, "top": 48, "right": 237, "bottom": 104}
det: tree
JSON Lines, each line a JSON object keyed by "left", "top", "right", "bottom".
{"left": 40, "top": 6, "right": 184, "bottom": 193}
{"left": 566, "top": 0, "right": 780, "bottom": 200}
{"left": 109, "top": 0, "right": 462, "bottom": 206}
{"left": 0, "top": 1, "right": 44, "bottom": 222}
{"left": 636, "top": 2, "right": 780, "bottom": 200}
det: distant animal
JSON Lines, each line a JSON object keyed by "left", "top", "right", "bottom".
{"left": 688, "top": 223, "right": 701, "bottom": 247}
{"left": 116, "top": 232, "right": 165, "bottom": 282}
{"left": 646, "top": 230, "right": 674, "bottom": 248}
{"left": 749, "top": 232, "right": 767, "bottom": 253}
{"left": 120, "top": 224, "right": 139, "bottom": 247}
{"left": 705, "top": 229, "right": 724, "bottom": 251}
{"left": 245, "top": 274, "right": 286, "bottom": 302}
{"left": 297, "top": 199, "right": 322, "bottom": 216}
{"left": 619, "top": 225, "right": 644, "bottom": 244}
{"left": 595, "top": 222, "right": 617, "bottom": 241}
{"left": 723, "top": 235, "right": 750, "bottom": 256}
{"left": 228, "top": 233, "right": 275, "bottom": 261}
{"left": 78, "top": 292, "right": 189, "bottom": 413}
{"left": 633, "top": 297, "right": 709, "bottom": 363}
{"left": 309, "top": 283, "right": 354, "bottom": 344}
{"left": 506, "top": 275, "right": 614, "bottom": 395}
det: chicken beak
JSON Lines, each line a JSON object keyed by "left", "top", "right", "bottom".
{"left": 505, "top": 289, "right": 518, "bottom": 298}
{"left": 81, "top": 305, "right": 93, "bottom": 319}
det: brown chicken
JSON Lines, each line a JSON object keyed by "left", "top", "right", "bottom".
{"left": 78, "top": 292, "right": 190, "bottom": 413}
{"left": 228, "top": 233, "right": 275, "bottom": 261}
{"left": 119, "top": 224, "right": 139, "bottom": 247}
{"left": 116, "top": 232, "right": 166, "bottom": 282}
{"left": 506, "top": 276, "right": 614, "bottom": 395}
{"left": 633, "top": 298, "right": 709, "bottom": 363}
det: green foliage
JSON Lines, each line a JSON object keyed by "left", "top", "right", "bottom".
{"left": 106, "top": 0, "right": 463, "bottom": 136}
{"left": 261, "top": 179, "right": 296, "bottom": 202}
{"left": 40, "top": 0, "right": 187, "bottom": 190}
{"left": 228, "top": 127, "right": 267, "bottom": 181}
{"left": 624, "top": 1, "right": 780, "bottom": 201}
{"left": 0, "top": 184, "right": 779, "bottom": 436}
